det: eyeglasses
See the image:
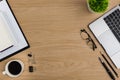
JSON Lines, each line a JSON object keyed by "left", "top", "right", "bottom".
{"left": 80, "top": 29, "right": 97, "bottom": 51}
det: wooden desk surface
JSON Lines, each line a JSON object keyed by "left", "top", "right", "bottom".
{"left": 1, "top": 0, "right": 120, "bottom": 80}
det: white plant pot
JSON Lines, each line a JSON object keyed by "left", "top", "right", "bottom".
{"left": 87, "top": 0, "right": 108, "bottom": 13}
{"left": 87, "top": 0, "right": 96, "bottom": 13}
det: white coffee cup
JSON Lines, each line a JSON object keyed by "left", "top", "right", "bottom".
{"left": 3, "top": 60, "right": 24, "bottom": 77}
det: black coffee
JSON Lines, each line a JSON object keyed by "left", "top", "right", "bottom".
{"left": 8, "top": 61, "right": 22, "bottom": 75}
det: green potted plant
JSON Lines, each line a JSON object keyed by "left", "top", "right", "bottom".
{"left": 87, "top": 0, "right": 109, "bottom": 13}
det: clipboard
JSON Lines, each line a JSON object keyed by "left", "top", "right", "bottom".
{"left": 0, "top": 0, "right": 30, "bottom": 61}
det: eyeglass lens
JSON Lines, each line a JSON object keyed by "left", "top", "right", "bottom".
{"left": 80, "top": 29, "right": 97, "bottom": 51}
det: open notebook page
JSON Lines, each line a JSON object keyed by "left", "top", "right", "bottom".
{"left": 0, "top": 12, "right": 13, "bottom": 52}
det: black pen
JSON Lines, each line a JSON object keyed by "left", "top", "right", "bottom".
{"left": 100, "top": 52, "right": 118, "bottom": 78}
{"left": 98, "top": 57, "right": 115, "bottom": 80}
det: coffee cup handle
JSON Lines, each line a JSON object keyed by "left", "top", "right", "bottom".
{"left": 2, "top": 71, "right": 6, "bottom": 75}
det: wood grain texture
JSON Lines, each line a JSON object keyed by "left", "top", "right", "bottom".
{"left": 0, "top": 0, "right": 120, "bottom": 80}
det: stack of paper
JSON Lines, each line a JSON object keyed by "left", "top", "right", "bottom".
{"left": 0, "top": 12, "right": 14, "bottom": 52}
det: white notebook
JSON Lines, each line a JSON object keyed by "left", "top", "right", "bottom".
{"left": 0, "top": 0, "right": 29, "bottom": 61}
{"left": 0, "top": 12, "right": 13, "bottom": 52}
